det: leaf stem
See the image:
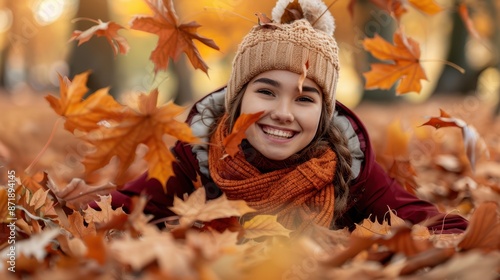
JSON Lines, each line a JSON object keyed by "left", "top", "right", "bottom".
{"left": 71, "top": 17, "right": 101, "bottom": 24}
{"left": 420, "top": 59, "right": 466, "bottom": 74}
{"left": 25, "top": 118, "right": 62, "bottom": 175}
{"left": 311, "top": 0, "right": 340, "bottom": 28}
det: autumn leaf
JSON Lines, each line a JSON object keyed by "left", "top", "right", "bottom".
{"left": 385, "top": 120, "right": 411, "bottom": 158}
{"left": 0, "top": 228, "right": 60, "bottom": 261}
{"left": 363, "top": 30, "right": 427, "bottom": 94}
{"left": 242, "top": 215, "right": 292, "bottom": 239}
{"left": 388, "top": 160, "right": 418, "bottom": 194}
{"left": 130, "top": 0, "right": 219, "bottom": 74}
{"left": 69, "top": 18, "right": 129, "bottom": 56}
{"left": 458, "top": 4, "right": 481, "bottom": 42}
{"left": 255, "top": 12, "right": 274, "bottom": 26}
{"left": 83, "top": 194, "right": 127, "bottom": 226}
{"left": 110, "top": 231, "right": 195, "bottom": 277}
{"left": 65, "top": 211, "right": 97, "bottom": 239}
{"left": 82, "top": 89, "right": 199, "bottom": 187}
{"left": 169, "top": 187, "right": 255, "bottom": 226}
{"left": 47, "top": 176, "right": 116, "bottom": 210}
{"left": 407, "top": 0, "right": 442, "bottom": 15}
{"left": 279, "top": 0, "right": 303, "bottom": 24}
{"left": 458, "top": 201, "right": 500, "bottom": 251}
{"left": 0, "top": 188, "right": 9, "bottom": 223}
{"left": 45, "top": 71, "right": 125, "bottom": 133}
{"left": 420, "top": 109, "right": 490, "bottom": 171}
{"left": 223, "top": 111, "right": 264, "bottom": 157}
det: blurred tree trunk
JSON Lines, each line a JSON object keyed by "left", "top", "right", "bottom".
{"left": 354, "top": 1, "right": 398, "bottom": 103}
{"left": 434, "top": 1, "right": 485, "bottom": 95}
{"left": 67, "top": 0, "right": 117, "bottom": 97}
{"left": 172, "top": 55, "right": 194, "bottom": 105}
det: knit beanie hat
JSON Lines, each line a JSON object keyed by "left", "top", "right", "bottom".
{"left": 226, "top": 0, "right": 340, "bottom": 118}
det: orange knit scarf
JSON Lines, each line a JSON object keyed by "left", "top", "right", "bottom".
{"left": 208, "top": 115, "right": 337, "bottom": 233}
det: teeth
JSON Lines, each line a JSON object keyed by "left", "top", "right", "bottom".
{"left": 262, "top": 127, "right": 294, "bottom": 138}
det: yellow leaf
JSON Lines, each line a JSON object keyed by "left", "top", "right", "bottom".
{"left": 242, "top": 215, "right": 292, "bottom": 239}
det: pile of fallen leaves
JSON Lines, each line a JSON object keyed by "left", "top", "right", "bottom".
{"left": 1, "top": 0, "right": 500, "bottom": 279}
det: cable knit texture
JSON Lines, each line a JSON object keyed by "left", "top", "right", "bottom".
{"left": 208, "top": 114, "right": 337, "bottom": 233}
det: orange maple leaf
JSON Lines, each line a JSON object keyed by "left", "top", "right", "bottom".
{"left": 69, "top": 18, "right": 129, "bottom": 56}
{"left": 130, "top": 0, "right": 219, "bottom": 74}
{"left": 45, "top": 71, "right": 125, "bottom": 133}
{"left": 363, "top": 30, "right": 427, "bottom": 94}
{"left": 223, "top": 111, "right": 264, "bottom": 157}
{"left": 82, "top": 89, "right": 199, "bottom": 188}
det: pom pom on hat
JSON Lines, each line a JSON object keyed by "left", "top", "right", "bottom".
{"left": 226, "top": 0, "right": 340, "bottom": 118}
{"left": 271, "top": 0, "right": 335, "bottom": 36}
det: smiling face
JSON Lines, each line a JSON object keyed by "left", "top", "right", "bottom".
{"left": 240, "top": 70, "right": 323, "bottom": 161}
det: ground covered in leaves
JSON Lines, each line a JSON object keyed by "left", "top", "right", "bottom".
{"left": 0, "top": 89, "right": 499, "bottom": 279}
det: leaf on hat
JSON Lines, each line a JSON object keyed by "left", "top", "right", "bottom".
{"left": 255, "top": 12, "right": 276, "bottom": 27}
{"left": 280, "top": 0, "right": 304, "bottom": 24}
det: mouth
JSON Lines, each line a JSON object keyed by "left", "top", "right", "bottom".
{"left": 260, "top": 125, "right": 297, "bottom": 139}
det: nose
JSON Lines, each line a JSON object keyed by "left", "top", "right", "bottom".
{"left": 270, "top": 101, "right": 294, "bottom": 123}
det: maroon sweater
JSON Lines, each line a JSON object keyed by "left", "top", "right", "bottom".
{"left": 107, "top": 88, "right": 468, "bottom": 233}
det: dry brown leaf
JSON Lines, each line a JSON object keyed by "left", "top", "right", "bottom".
{"left": 242, "top": 215, "right": 292, "bottom": 239}
{"left": 130, "top": 0, "right": 219, "bottom": 74}
{"left": 458, "top": 201, "right": 500, "bottom": 251}
{"left": 47, "top": 176, "right": 116, "bottom": 210}
{"left": 0, "top": 228, "right": 60, "bottom": 261}
{"left": 69, "top": 19, "right": 129, "bottom": 56}
{"left": 169, "top": 187, "right": 255, "bottom": 226}
{"left": 82, "top": 194, "right": 126, "bottom": 226}
{"left": 420, "top": 109, "right": 490, "bottom": 171}
{"left": 110, "top": 231, "right": 195, "bottom": 277}
{"left": 64, "top": 211, "right": 97, "bottom": 239}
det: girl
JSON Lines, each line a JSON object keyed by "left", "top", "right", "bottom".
{"left": 108, "top": 0, "right": 468, "bottom": 234}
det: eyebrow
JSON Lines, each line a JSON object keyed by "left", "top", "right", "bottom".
{"left": 252, "top": 77, "right": 320, "bottom": 94}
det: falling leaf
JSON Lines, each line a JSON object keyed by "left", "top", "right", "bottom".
{"left": 69, "top": 19, "right": 130, "bottom": 56}
{"left": 420, "top": 109, "right": 490, "bottom": 171}
{"left": 242, "top": 215, "right": 292, "bottom": 239}
{"left": 45, "top": 71, "right": 125, "bottom": 133}
{"left": 408, "top": 0, "right": 442, "bottom": 15}
{"left": 130, "top": 0, "right": 219, "bottom": 74}
{"left": 363, "top": 30, "right": 427, "bottom": 94}
{"left": 169, "top": 187, "right": 255, "bottom": 226}
{"left": 223, "top": 111, "right": 264, "bottom": 157}
{"left": 82, "top": 89, "right": 199, "bottom": 187}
